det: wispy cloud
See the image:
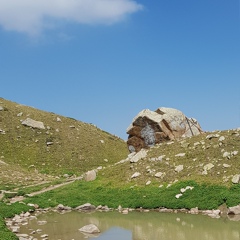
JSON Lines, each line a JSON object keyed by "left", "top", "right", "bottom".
{"left": 0, "top": 0, "right": 143, "bottom": 36}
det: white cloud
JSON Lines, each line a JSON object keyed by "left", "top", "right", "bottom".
{"left": 0, "top": 0, "right": 143, "bottom": 35}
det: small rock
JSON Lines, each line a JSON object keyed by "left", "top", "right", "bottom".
{"left": 228, "top": 205, "right": 240, "bottom": 215}
{"left": 130, "top": 149, "right": 147, "bottom": 163}
{"left": 175, "top": 194, "right": 183, "bottom": 199}
{"left": 131, "top": 172, "right": 141, "bottom": 179}
{"left": 56, "top": 117, "right": 62, "bottom": 122}
{"left": 84, "top": 170, "right": 97, "bottom": 181}
{"left": 41, "top": 234, "right": 49, "bottom": 238}
{"left": 219, "top": 136, "right": 225, "bottom": 142}
{"left": 155, "top": 172, "right": 165, "bottom": 178}
{"left": 175, "top": 165, "right": 184, "bottom": 173}
{"left": 231, "top": 151, "right": 238, "bottom": 156}
{"left": 146, "top": 180, "right": 151, "bottom": 185}
{"left": 223, "top": 164, "right": 231, "bottom": 168}
{"left": 180, "top": 188, "right": 186, "bottom": 193}
{"left": 232, "top": 174, "right": 240, "bottom": 184}
{"left": 203, "top": 163, "right": 214, "bottom": 171}
{"left": 175, "top": 153, "right": 186, "bottom": 157}
{"left": 223, "top": 152, "right": 231, "bottom": 158}
{"left": 76, "top": 203, "right": 96, "bottom": 211}
{"left": 206, "top": 134, "right": 220, "bottom": 139}
{"left": 190, "top": 207, "right": 199, "bottom": 214}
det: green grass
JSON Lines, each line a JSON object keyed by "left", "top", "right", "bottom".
{"left": 23, "top": 179, "right": 240, "bottom": 210}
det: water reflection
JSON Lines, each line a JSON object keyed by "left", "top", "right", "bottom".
{"left": 19, "top": 211, "right": 240, "bottom": 240}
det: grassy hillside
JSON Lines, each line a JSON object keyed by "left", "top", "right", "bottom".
{"left": 0, "top": 98, "right": 240, "bottom": 239}
{"left": 0, "top": 97, "right": 128, "bottom": 188}
{"left": 100, "top": 129, "right": 240, "bottom": 187}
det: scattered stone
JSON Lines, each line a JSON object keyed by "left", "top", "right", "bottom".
{"left": 175, "top": 153, "right": 186, "bottom": 157}
{"left": 56, "top": 204, "right": 72, "bottom": 211}
{"left": 84, "top": 170, "right": 97, "bottom": 181}
{"left": 175, "top": 194, "right": 183, "bottom": 199}
{"left": 194, "top": 142, "right": 200, "bottom": 147}
{"left": 190, "top": 207, "right": 199, "bottom": 214}
{"left": 232, "top": 174, "right": 240, "bottom": 184}
{"left": 11, "top": 226, "right": 20, "bottom": 233}
{"left": 22, "top": 118, "right": 45, "bottom": 130}
{"left": 180, "top": 188, "right": 186, "bottom": 193}
{"left": 219, "top": 136, "right": 225, "bottom": 142}
{"left": 41, "top": 234, "right": 49, "bottom": 238}
{"left": 223, "top": 152, "right": 231, "bottom": 158}
{"left": 17, "top": 112, "right": 23, "bottom": 117}
{"left": 131, "top": 172, "right": 141, "bottom": 179}
{"left": 150, "top": 155, "right": 165, "bottom": 161}
{"left": 146, "top": 180, "right": 151, "bottom": 185}
{"left": 79, "top": 224, "right": 100, "bottom": 234}
{"left": 203, "top": 163, "right": 214, "bottom": 171}
{"left": 159, "top": 208, "right": 173, "bottom": 213}
{"left": 0, "top": 106, "right": 4, "bottom": 111}
{"left": 231, "top": 151, "right": 238, "bottom": 156}
{"left": 228, "top": 205, "right": 240, "bottom": 215}
{"left": 223, "top": 164, "right": 231, "bottom": 168}
{"left": 175, "top": 165, "right": 184, "bottom": 173}
{"left": 100, "top": 140, "right": 104, "bottom": 143}
{"left": 130, "top": 149, "right": 147, "bottom": 163}
{"left": 206, "top": 134, "right": 220, "bottom": 139}
{"left": 76, "top": 203, "right": 96, "bottom": 211}
{"left": 56, "top": 117, "right": 62, "bottom": 122}
{"left": 181, "top": 141, "right": 190, "bottom": 148}
{"left": 155, "top": 172, "right": 165, "bottom": 178}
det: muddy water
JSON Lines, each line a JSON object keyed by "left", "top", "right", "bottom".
{"left": 19, "top": 211, "right": 240, "bottom": 240}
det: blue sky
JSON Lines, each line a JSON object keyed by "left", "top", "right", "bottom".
{"left": 1, "top": 0, "right": 240, "bottom": 139}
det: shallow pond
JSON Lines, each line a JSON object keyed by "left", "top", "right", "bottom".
{"left": 19, "top": 210, "right": 240, "bottom": 240}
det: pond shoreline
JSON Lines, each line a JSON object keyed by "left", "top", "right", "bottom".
{"left": 6, "top": 201, "right": 240, "bottom": 239}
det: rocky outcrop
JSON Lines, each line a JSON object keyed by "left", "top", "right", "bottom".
{"left": 127, "top": 107, "right": 202, "bottom": 152}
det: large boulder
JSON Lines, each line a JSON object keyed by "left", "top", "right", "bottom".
{"left": 22, "top": 118, "right": 45, "bottom": 130}
{"left": 127, "top": 107, "right": 202, "bottom": 152}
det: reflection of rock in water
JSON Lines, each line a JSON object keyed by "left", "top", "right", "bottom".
{"left": 19, "top": 211, "right": 240, "bottom": 240}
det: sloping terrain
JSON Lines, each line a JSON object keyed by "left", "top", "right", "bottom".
{"left": 0, "top": 97, "right": 128, "bottom": 189}
{"left": 99, "top": 128, "right": 240, "bottom": 187}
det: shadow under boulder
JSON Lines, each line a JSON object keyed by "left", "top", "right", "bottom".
{"left": 127, "top": 107, "right": 203, "bottom": 152}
